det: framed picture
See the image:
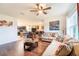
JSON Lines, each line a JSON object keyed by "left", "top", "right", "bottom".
{"left": 17, "top": 26, "right": 26, "bottom": 32}
{"left": 0, "top": 20, "right": 13, "bottom": 27}
{"left": 49, "top": 21, "right": 59, "bottom": 30}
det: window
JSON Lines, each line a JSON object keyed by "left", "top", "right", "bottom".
{"left": 66, "top": 11, "right": 78, "bottom": 39}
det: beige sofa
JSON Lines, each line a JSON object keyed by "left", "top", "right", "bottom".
{"left": 42, "top": 35, "right": 79, "bottom": 56}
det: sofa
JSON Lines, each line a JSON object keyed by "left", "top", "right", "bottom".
{"left": 42, "top": 35, "right": 79, "bottom": 56}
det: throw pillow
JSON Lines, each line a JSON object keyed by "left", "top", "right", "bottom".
{"left": 55, "top": 43, "right": 72, "bottom": 56}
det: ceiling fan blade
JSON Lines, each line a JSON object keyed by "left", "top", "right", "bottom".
{"left": 36, "top": 3, "right": 39, "bottom": 7}
{"left": 30, "top": 10, "right": 38, "bottom": 12}
{"left": 36, "top": 3, "right": 40, "bottom": 9}
{"left": 43, "top": 7, "right": 51, "bottom": 10}
{"left": 40, "top": 6, "right": 43, "bottom": 9}
{"left": 43, "top": 11, "right": 47, "bottom": 14}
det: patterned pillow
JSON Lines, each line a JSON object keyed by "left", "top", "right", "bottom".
{"left": 55, "top": 43, "right": 72, "bottom": 56}
{"left": 55, "top": 36, "right": 64, "bottom": 42}
{"left": 42, "top": 40, "right": 72, "bottom": 56}
{"left": 42, "top": 40, "right": 63, "bottom": 56}
{"left": 63, "top": 35, "right": 72, "bottom": 43}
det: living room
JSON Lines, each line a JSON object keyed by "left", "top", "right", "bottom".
{"left": 0, "top": 3, "right": 79, "bottom": 56}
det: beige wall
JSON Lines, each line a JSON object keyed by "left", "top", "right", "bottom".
{"left": 17, "top": 19, "right": 44, "bottom": 31}
{"left": 43, "top": 16, "right": 66, "bottom": 35}
{"left": 17, "top": 16, "right": 67, "bottom": 33}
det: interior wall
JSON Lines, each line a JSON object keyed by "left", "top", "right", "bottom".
{"left": 17, "top": 19, "right": 44, "bottom": 31}
{"left": 0, "top": 14, "right": 17, "bottom": 45}
{"left": 43, "top": 16, "right": 66, "bottom": 35}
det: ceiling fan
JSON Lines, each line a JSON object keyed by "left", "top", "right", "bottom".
{"left": 30, "top": 4, "right": 52, "bottom": 16}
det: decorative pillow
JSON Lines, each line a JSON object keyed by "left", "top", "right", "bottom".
{"left": 42, "top": 40, "right": 72, "bottom": 56}
{"left": 42, "top": 40, "right": 63, "bottom": 56}
{"left": 63, "top": 35, "right": 72, "bottom": 43}
{"left": 68, "top": 39, "right": 79, "bottom": 43}
{"left": 55, "top": 43, "right": 72, "bottom": 56}
{"left": 55, "top": 36, "right": 64, "bottom": 42}
{"left": 51, "top": 33, "right": 56, "bottom": 37}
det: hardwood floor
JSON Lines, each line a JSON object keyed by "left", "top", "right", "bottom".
{"left": 0, "top": 40, "right": 50, "bottom": 56}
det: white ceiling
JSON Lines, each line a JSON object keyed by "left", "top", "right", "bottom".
{"left": 0, "top": 3, "right": 76, "bottom": 21}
